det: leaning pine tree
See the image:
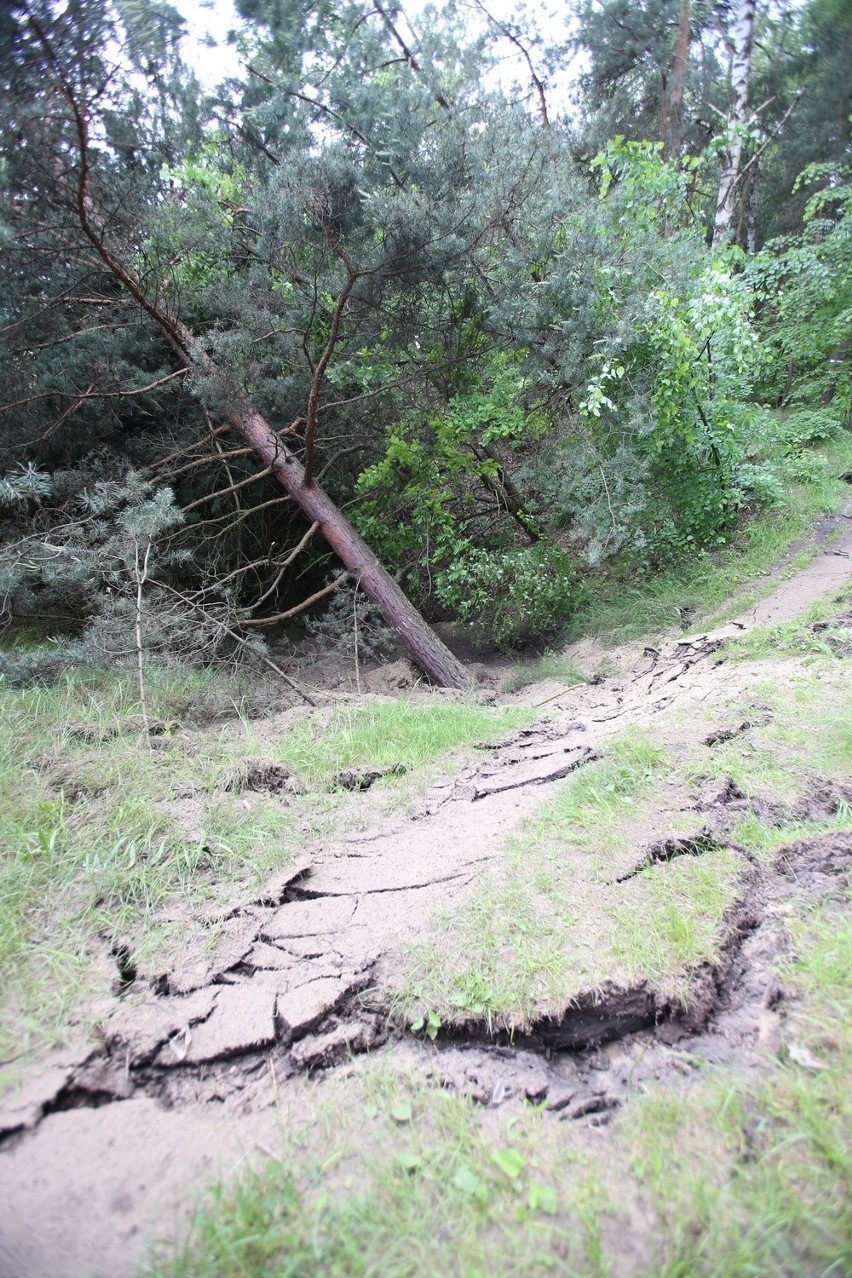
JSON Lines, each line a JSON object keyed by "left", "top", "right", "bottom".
{"left": 20, "top": 2, "right": 470, "bottom": 688}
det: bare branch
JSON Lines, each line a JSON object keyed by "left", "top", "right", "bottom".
{"left": 180, "top": 466, "right": 273, "bottom": 514}
{"left": 474, "top": 0, "right": 550, "bottom": 128}
{"left": 303, "top": 230, "right": 359, "bottom": 486}
{"left": 248, "top": 521, "right": 320, "bottom": 611}
{"left": 153, "top": 580, "right": 316, "bottom": 705}
{"left": 373, "top": 0, "right": 452, "bottom": 110}
{"left": 239, "top": 572, "right": 350, "bottom": 627}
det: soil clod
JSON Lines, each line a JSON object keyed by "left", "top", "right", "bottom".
{"left": 225, "top": 758, "right": 298, "bottom": 794}
{"left": 332, "top": 763, "right": 408, "bottom": 791}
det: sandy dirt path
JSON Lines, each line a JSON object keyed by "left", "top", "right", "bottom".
{"left": 1, "top": 501, "right": 849, "bottom": 1278}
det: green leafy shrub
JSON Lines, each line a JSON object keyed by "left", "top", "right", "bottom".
{"left": 783, "top": 452, "right": 830, "bottom": 484}
{"left": 780, "top": 408, "right": 843, "bottom": 449}
{"left": 435, "top": 542, "right": 585, "bottom": 650}
{"left": 352, "top": 353, "right": 544, "bottom": 603}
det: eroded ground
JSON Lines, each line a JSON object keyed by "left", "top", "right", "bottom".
{"left": 0, "top": 505, "right": 850, "bottom": 1277}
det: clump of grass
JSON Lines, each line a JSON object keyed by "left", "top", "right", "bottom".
{"left": 533, "top": 732, "right": 670, "bottom": 844}
{"left": 730, "top": 807, "right": 852, "bottom": 860}
{"left": 612, "top": 846, "right": 742, "bottom": 993}
{"left": 697, "top": 664, "right": 852, "bottom": 804}
{"left": 725, "top": 619, "right": 836, "bottom": 662}
{"left": 720, "top": 584, "right": 852, "bottom": 664}
{"left": 503, "top": 652, "right": 590, "bottom": 693}
{"left": 268, "top": 700, "right": 533, "bottom": 784}
{"left": 622, "top": 902, "right": 852, "bottom": 1276}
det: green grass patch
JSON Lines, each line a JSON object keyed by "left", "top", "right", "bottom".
{"left": 150, "top": 1070, "right": 602, "bottom": 1278}
{"left": 622, "top": 901, "right": 852, "bottom": 1276}
{"left": 394, "top": 731, "right": 742, "bottom": 1026}
{"left": 264, "top": 700, "right": 533, "bottom": 785}
{"left": 731, "top": 808, "right": 852, "bottom": 859}
{"left": 721, "top": 584, "right": 852, "bottom": 664}
{"left": 152, "top": 902, "right": 852, "bottom": 1278}
{"left": 532, "top": 732, "right": 670, "bottom": 847}
{"left": 612, "top": 846, "right": 742, "bottom": 992}
{"left": 502, "top": 652, "right": 590, "bottom": 693}
{"left": 696, "top": 663, "right": 852, "bottom": 805}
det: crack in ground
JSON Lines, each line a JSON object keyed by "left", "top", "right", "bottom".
{"left": 614, "top": 828, "right": 729, "bottom": 883}
{"left": 470, "top": 747, "right": 596, "bottom": 799}
{"left": 704, "top": 708, "right": 772, "bottom": 747}
{"left": 283, "top": 870, "right": 476, "bottom": 900}
{"left": 221, "top": 857, "right": 313, "bottom": 919}
{"left": 2, "top": 825, "right": 848, "bottom": 1146}
{"left": 109, "top": 940, "right": 137, "bottom": 995}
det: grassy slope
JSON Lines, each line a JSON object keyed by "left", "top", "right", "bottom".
{"left": 0, "top": 679, "right": 530, "bottom": 1060}
{"left": 564, "top": 431, "right": 852, "bottom": 644}
{"left": 152, "top": 628, "right": 852, "bottom": 1278}
{"left": 154, "top": 901, "right": 852, "bottom": 1278}
{"left": 394, "top": 652, "right": 850, "bottom": 1029}
{"left": 1, "top": 431, "right": 850, "bottom": 1274}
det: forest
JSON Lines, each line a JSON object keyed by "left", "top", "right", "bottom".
{"left": 0, "top": 0, "right": 849, "bottom": 682}
{"left": 1, "top": 3, "right": 851, "bottom": 1277}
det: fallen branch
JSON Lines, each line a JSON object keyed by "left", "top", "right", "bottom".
{"left": 239, "top": 572, "right": 350, "bottom": 627}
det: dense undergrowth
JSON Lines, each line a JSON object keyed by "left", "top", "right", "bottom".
{"left": 563, "top": 430, "right": 852, "bottom": 645}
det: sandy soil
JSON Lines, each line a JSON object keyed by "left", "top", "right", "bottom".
{"left": 0, "top": 501, "right": 850, "bottom": 1278}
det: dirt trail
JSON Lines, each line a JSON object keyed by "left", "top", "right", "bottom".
{"left": 1, "top": 503, "right": 850, "bottom": 1278}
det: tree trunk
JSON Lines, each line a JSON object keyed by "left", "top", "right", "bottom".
{"left": 71, "top": 216, "right": 473, "bottom": 688}
{"left": 661, "top": 0, "right": 691, "bottom": 159}
{"left": 713, "top": 0, "right": 757, "bottom": 246}
{"left": 745, "top": 152, "right": 759, "bottom": 253}
{"left": 472, "top": 442, "right": 541, "bottom": 542}
{"left": 223, "top": 400, "right": 472, "bottom": 687}
{"left": 31, "top": 11, "right": 471, "bottom": 689}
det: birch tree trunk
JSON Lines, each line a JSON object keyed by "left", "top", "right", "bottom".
{"left": 713, "top": 0, "right": 757, "bottom": 245}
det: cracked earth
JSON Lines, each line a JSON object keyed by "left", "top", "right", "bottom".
{"left": 0, "top": 502, "right": 850, "bottom": 1277}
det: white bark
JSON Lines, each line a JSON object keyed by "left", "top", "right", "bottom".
{"left": 133, "top": 539, "right": 152, "bottom": 747}
{"left": 713, "top": 0, "right": 757, "bottom": 245}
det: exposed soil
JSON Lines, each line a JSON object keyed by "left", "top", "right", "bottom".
{"left": 1, "top": 503, "right": 850, "bottom": 1278}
